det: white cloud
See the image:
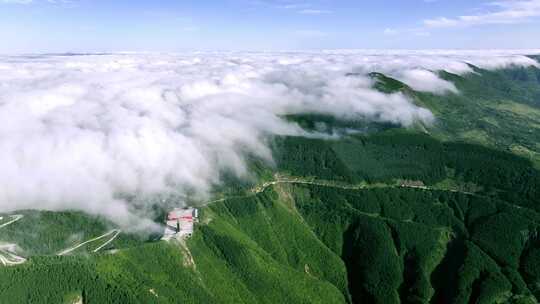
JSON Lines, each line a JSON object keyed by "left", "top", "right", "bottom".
{"left": 383, "top": 28, "right": 399, "bottom": 35}
{"left": 1, "top": 0, "right": 76, "bottom": 4}
{"left": 0, "top": 0, "right": 32, "bottom": 4}
{"left": 299, "top": 9, "right": 332, "bottom": 15}
{"left": 400, "top": 69, "right": 458, "bottom": 94}
{"left": 269, "top": 1, "right": 331, "bottom": 15}
{"left": 0, "top": 50, "right": 537, "bottom": 227}
{"left": 294, "top": 29, "right": 328, "bottom": 37}
{"left": 383, "top": 27, "right": 431, "bottom": 37}
{"left": 424, "top": 0, "right": 540, "bottom": 28}
{"left": 47, "top": 0, "right": 75, "bottom": 3}
{"left": 180, "top": 26, "right": 199, "bottom": 32}
{"left": 276, "top": 3, "right": 308, "bottom": 9}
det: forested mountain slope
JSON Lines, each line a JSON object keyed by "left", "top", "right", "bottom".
{"left": 372, "top": 63, "right": 540, "bottom": 166}
{"left": 1, "top": 64, "right": 540, "bottom": 303}
{"left": 1, "top": 130, "right": 539, "bottom": 304}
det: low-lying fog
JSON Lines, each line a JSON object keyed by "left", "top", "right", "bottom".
{"left": 0, "top": 50, "right": 537, "bottom": 227}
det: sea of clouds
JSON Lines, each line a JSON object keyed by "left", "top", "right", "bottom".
{"left": 0, "top": 50, "right": 538, "bottom": 227}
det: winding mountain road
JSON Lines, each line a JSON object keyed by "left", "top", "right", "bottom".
{"left": 0, "top": 214, "right": 27, "bottom": 266}
{"left": 252, "top": 177, "right": 476, "bottom": 195}
{"left": 58, "top": 229, "right": 121, "bottom": 256}
{"left": 0, "top": 214, "right": 24, "bottom": 229}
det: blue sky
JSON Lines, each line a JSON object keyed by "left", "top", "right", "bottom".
{"left": 1, "top": 0, "right": 539, "bottom": 52}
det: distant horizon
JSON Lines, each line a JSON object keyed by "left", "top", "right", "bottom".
{"left": 2, "top": 48, "right": 540, "bottom": 56}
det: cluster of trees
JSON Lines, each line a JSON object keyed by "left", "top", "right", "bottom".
{"left": 272, "top": 131, "right": 539, "bottom": 298}
{"left": 0, "top": 191, "right": 350, "bottom": 304}
{"left": 0, "top": 210, "right": 143, "bottom": 256}
{"left": 291, "top": 184, "right": 540, "bottom": 304}
{"left": 0, "top": 211, "right": 110, "bottom": 255}
{"left": 369, "top": 65, "right": 540, "bottom": 167}
{"left": 0, "top": 256, "right": 135, "bottom": 303}
{"left": 273, "top": 131, "right": 540, "bottom": 210}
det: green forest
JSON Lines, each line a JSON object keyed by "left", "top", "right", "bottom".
{"left": 1, "top": 63, "right": 540, "bottom": 303}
